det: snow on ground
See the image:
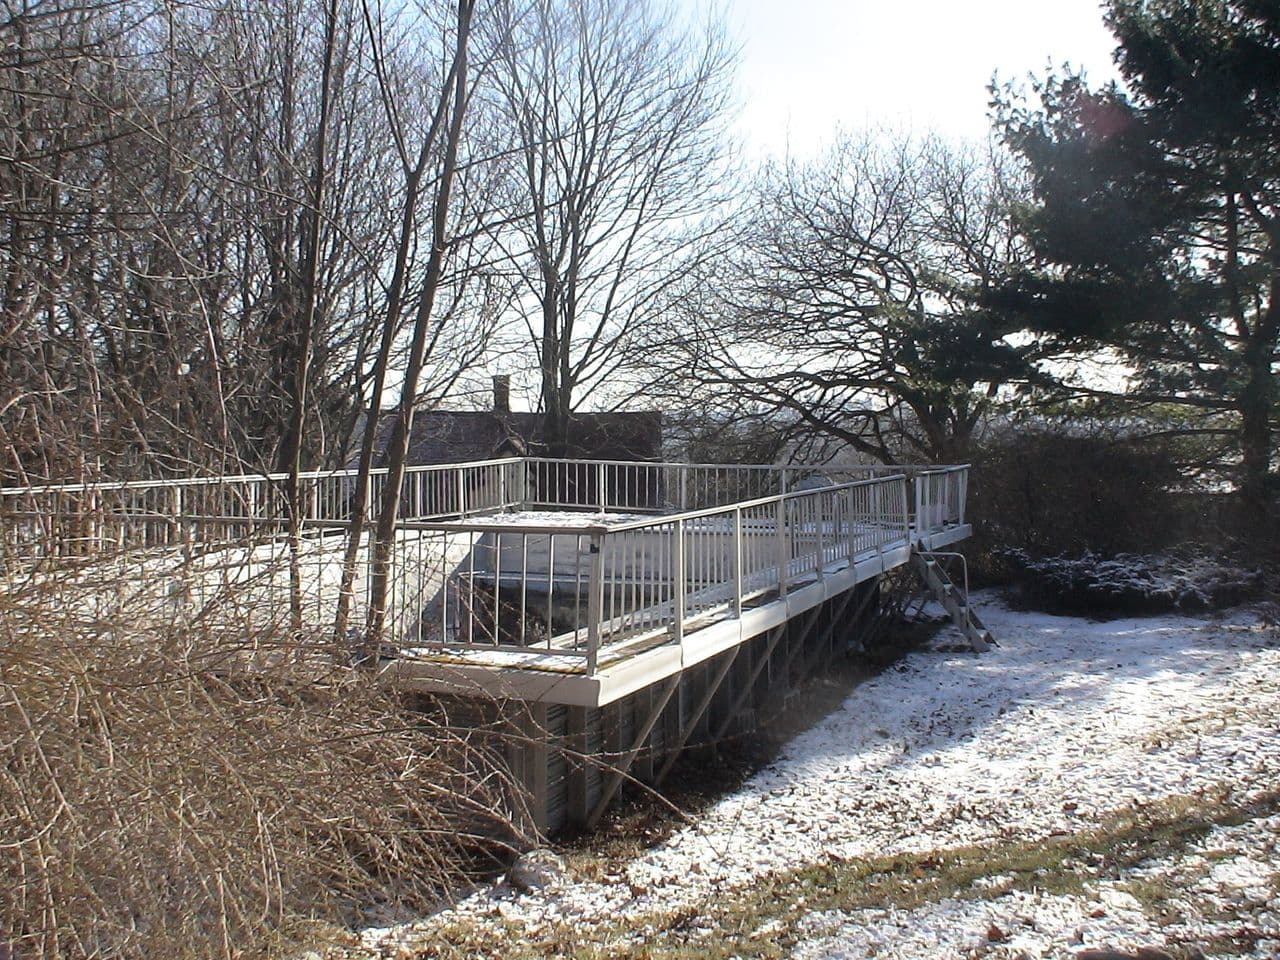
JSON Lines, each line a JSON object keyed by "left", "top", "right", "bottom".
{"left": 364, "top": 594, "right": 1280, "bottom": 957}
{"left": 790, "top": 808, "right": 1280, "bottom": 959}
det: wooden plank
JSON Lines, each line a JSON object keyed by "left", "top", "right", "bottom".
{"left": 565, "top": 705, "right": 590, "bottom": 827}
{"left": 529, "top": 702, "right": 550, "bottom": 836}
{"left": 545, "top": 704, "right": 569, "bottom": 835}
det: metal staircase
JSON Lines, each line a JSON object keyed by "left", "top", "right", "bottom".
{"left": 911, "top": 550, "right": 995, "bottom": 652}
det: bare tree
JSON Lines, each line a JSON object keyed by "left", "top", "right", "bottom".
{"left": 488, "top": 0, "right": 734, "bottom": 452}
{"left": 330, "top": 0, "right": 505, "bottom": 648}
{"left": 673, "top": 133, "right": 1038, "bottom": 465}
{"left": 0, "top": 0, "right": 401, "bottom": 483}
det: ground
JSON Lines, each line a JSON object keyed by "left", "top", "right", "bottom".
{"left": 355, "top": 594, "right": 1280, "bottom": 960}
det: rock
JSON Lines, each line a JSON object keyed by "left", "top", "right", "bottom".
{"left": 987, "top": 923, "right": 1008, "bottom": 943}
{"left": 508, "top": 848, "right": 566, "bottom": 892}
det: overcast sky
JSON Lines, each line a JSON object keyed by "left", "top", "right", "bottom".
{"left": 690, "top": 0, "right": 1123, "bottom": 159}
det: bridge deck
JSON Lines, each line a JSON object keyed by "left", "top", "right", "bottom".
{"left": 387, "top": 525, "right": 971, "bottom": 707}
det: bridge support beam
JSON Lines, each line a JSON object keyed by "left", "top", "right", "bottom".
{"left": 586, "top": 674, "right": 680, "bottom": 829}
{"left": 653, "top": 645, "right": 741, "bottom": 787}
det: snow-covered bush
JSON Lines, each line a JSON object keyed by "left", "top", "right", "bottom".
{"left": 1001, "top": 548, "right": 1265, "bottom": 616}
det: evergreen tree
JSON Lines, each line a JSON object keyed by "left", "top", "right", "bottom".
{"left": 996, "top": 0, "right": 1280, "bottom": 518}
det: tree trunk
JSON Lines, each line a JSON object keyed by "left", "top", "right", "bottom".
{"left": 364, "top": 0, "right": 474, "bottom": 652}
{"left": 282, "top": 0, "right": 340, "bottom": 638}
{"left": 1238, "top": 282, "right": 1277, "bottom": 527}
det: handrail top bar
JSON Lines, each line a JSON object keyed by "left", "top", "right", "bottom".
{"left": 399, "top": 518, "right": 614, "bottom": 536}
{"left": 396, "top": 475, "right": 908, "bottom": 536}
{"left": 0, "top": 456, "right": 968, "bottom": 498}
{"left": 0, "top": 457, "right": 529, "bottom": 497}
{"left": 603, "top": 474, "right": 909, "bottom": 532}
{"left": 523, "top": 456, "right": 967, "bottom": 473}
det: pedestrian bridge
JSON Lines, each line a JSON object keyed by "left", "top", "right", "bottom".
{"left": 1, "top": 456, "right": 977, "bottom": 831}
{"left": 1, "top": 458, "right": 972, "bottom": 706}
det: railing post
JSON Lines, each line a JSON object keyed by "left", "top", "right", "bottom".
{"left": 673, "top": 519, "right": 686, "bottom": 644}
{"left": 845, "top": 485, "right": 855, "bottom": 558}
{"left": 456, "top": 468, "right": 466, "bottom": 518}
{"left": 731, "top": 507, "right": 743, "bottom": 618}
{"left": 679, "top": 466, "right": 688, "bottom": 511}
{"left": 904, "top": 477, "right": 913, "bottom": 544}
{"left": 597, "top": 462, "right": 607, "bottom": 511}
{"left": 775, "top": 495, "right": 788, "bottom": 598}
{"left": 913, "top": 473, "right": 925, "bottom": 544}
{"left": 587, "top": 532, "right": 604, "bottom": 675}
{"left": 814, "top": 494, "right": 824, "bottom": 578}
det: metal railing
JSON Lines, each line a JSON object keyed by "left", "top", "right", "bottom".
{"left": 0, "top": 457, "right": 959, "bottom": 561}
{"left": 519, "top": 457, "right": 910, "bottom": 513}
{"left": 913, "top": 465, "right": 968, "bottom": 540}
{"left": 399, "top": 472, "right": 918, "bottom": 673}
{"left": 0, "top": 458, "right": 970, "bottom": 675}
{"left": 587, "top": 473, "right": 912, "bottom": 664}
{"left": 0, "top": 458, "right": 530, "bottom": 563}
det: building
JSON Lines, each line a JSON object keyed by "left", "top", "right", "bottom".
{"left": 368, "top": 376, "right": 662, "bottom": 467}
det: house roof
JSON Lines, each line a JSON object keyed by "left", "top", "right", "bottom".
{"left": 369, "top": 409, "right": 662, "bottom": 466}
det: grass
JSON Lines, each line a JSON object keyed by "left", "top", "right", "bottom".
{"left": 403, "top": 788, "right": 1280, "bottom": 960}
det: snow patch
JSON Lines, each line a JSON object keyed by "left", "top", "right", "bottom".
{"left": 361, "top": 596, "right": 1280, "bottom": 957}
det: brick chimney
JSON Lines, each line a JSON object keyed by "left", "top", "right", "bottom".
{"left": 492, "top": 374, "right": 511, "bottom": 413}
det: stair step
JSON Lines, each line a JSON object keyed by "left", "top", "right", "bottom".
{"left": 911, "top": 549, "right": 996, "bottom": 653}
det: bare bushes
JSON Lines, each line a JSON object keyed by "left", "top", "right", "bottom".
{"left": 1000, "top": 548, "right": 1266, "bottom": 617}
{"left": 0, "top": 556, "right": 528, "bottom": 959}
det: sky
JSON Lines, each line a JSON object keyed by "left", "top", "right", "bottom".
{"left": 692, "top": 0, "right": 1123, "bottom": 160}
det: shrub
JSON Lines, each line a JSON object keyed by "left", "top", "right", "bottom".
{"left": 970, "top": 429, "right": 1184, "bottom": 555}
{"left": 1001, "top": 548, "right": 1265, "bottom": 617}
{"left": 0, "top": 560, "right": 528, "bottom": 959}
{"left": 963, "top": 426, "right": 1192, "bottom": 583}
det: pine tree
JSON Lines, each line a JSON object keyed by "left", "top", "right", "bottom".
{"left": 996, "top": 0, "right": 1280, "bottom": 519}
